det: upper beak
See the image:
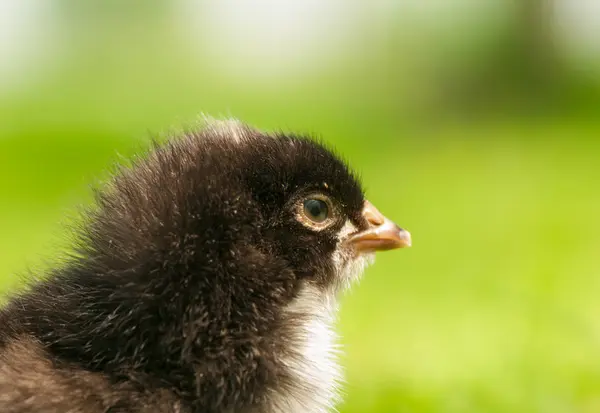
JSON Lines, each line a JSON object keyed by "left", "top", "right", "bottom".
{"left": 346, "top": 200, "right": 412, "bottom": 253}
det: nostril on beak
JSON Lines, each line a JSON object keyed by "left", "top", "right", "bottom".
{"left": 363, "top": 201, "right": 385, "bottom": 227}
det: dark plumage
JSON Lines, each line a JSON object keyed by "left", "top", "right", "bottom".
{"left": 0, "top": 119, "right": 410, "bottom": 413}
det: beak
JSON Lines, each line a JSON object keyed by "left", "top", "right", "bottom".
{"left": 346, "top": 200, "right": 412, "bottom": 253}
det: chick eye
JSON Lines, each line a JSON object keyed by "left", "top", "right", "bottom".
{"left": 303, "top": 198, "right": 329, "bottom": 223}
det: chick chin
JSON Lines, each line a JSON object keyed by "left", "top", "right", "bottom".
{"left": 0, "top": 118, "right": 410, "bottom": 413}
{"left": 332, "top": 220, "right": 377, "bottom": 292}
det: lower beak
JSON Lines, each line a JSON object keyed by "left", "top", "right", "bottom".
{"left": 346, "top": 201, "right": 412, "bottom": 253}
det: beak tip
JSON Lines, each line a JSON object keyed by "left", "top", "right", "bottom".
{"left": 397, "top": 229, "right": 412, "bottom": 248}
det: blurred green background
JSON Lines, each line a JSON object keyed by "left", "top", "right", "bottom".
{"left": 1, "top": 1, "right": 600, "bottom": 412}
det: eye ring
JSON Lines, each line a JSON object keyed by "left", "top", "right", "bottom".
{"left": 296, "top": 193, "right": 336, "bottom": 230}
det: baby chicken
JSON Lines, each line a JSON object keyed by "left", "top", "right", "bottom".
{"left": 0, "top": 120, "right": 410, "bottom": 413}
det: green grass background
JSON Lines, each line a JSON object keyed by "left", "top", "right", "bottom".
{"left": 2, "top": 5, "right": 600, "bottom": 412}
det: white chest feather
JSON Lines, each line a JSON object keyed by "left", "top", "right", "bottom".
{"left": 267, "top": 220, "right": 374, "bottom": 413}
{"left": 271, "top": 286, "right": 342, "bottom": 413}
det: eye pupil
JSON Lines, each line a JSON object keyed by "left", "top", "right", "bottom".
{"left": 303, "top": 199, "right": 329, "bottom": 223}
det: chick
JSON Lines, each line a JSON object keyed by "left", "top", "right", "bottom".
{"left": 0, "top": 120, "right": 411, "bottom": 413}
